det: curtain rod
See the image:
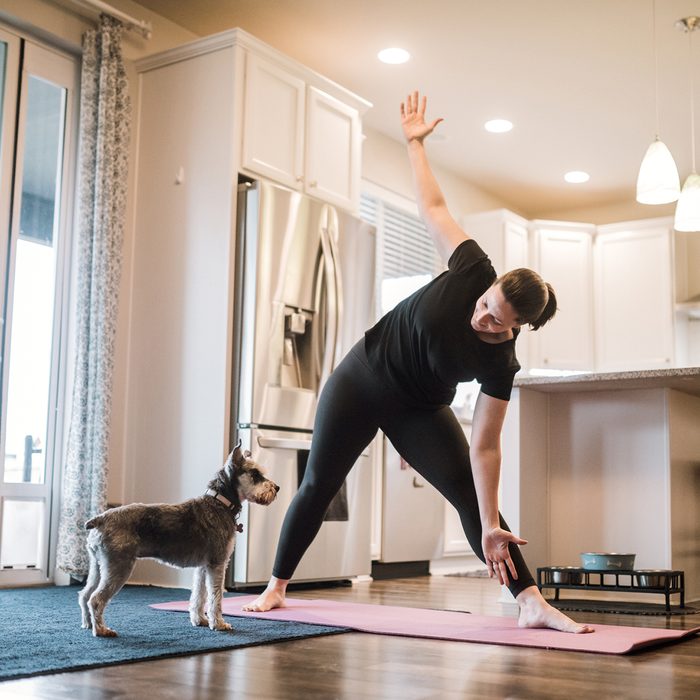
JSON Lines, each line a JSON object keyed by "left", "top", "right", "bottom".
{"left": 65, "top": 0, "right": 153, "bottom": 39}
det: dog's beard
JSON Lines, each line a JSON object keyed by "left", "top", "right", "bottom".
{"left": 245, "top": 486, "right": 278, "bottom": 506}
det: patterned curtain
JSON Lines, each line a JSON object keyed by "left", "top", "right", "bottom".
{"left": 57, "top": 15, "right": 131, "bottom": 576}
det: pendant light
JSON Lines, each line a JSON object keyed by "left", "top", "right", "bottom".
{"left": 636, "top": 0, "right": 681, "bottom": 204}
{"left": 674, "top": 17, "right": 700, "bottom": 232}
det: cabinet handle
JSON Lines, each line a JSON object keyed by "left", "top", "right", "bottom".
{"left": 543, "top": 358, "right": 549, "bottom": 364}
{"left": 309, "top": 180, "right": 317, "bottom": 188}
{"left": 295, "top": 175, "right": 304, "bottom": 183}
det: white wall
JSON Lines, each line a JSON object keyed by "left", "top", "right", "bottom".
{"left": 362, "top": 127, "right": 508, "bottom": 216}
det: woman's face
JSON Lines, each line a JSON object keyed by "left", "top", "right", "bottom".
{"left": 471, "top": 283, "right": 520, "bottom": 335}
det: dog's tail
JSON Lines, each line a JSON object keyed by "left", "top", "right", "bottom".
{"left": 85, "top": 515, "right": 105, "bottom": 530}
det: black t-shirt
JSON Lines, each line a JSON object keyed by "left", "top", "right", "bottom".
{"left": 364, "top": 239, "right": 520, "bottom": 407}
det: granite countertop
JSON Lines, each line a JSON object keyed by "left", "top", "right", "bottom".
{"left": 513, "top": 366, "right": 700, "bottom": 398}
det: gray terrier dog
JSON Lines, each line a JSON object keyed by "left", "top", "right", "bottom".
{"left": 79, "top": 443, "right": 278, "bottom": 637}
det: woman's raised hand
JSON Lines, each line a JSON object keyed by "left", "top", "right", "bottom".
{"left": 400, "top": 91, "right": 444, "bottom": 144}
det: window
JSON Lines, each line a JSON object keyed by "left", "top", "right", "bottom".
{"left": 0, "top": 26, "right": 78, "bottom": 585}
{"left": 359, "top": 190, "right": 441, "bottom": 317}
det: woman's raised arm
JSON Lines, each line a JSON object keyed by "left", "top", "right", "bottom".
{"left": 401, "top": 91, "right": 469, "bottom": 262}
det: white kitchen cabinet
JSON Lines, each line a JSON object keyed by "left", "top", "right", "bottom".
{"left": 462, "top": 209, "right": 530, "bottom": 273}
{"left": 462, "top": 209, "right": 531, "bottom": 371}
{"left": 242, "top": 54, "right": 363, "bottom": 211}
{"left": 595, "top": 219, "right": 674, "bottom": 371}
{"left": 673, "top": 230, "right": 700, "bottom": 367}
{"left": 242, "top": 53, "right": 305, "bottom": 190}
{"left": 531, "top": 221, "right": 595, "bottom": 371}
{"left": 305, "top": 87, "right": 360, "bottom": 210}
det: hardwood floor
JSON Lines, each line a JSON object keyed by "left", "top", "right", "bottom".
{"left": 3, "top": 575, "right": 700, "bottom": 699}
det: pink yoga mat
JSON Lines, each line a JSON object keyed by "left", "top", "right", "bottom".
{"left": 152, "top": 595, "right": 700, "bottom": 655}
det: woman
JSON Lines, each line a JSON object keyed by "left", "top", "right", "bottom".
{"left": 244, "top": 91, "right": 592, "bottom": 634}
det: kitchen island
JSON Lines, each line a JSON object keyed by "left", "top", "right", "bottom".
{"left": 500, "top": 368, "right": 700, "bottom": 600}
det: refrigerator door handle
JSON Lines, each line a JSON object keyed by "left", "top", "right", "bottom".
{"left": 318, "top": 224, "right": 338, "bottom": 388}
{"left": 257, "top": 436, "right": 313, "bottom": 451}
{"left": 325, "top": 209, "right": 344, "bottom": 372}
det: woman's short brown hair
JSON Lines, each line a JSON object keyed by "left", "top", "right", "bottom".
{"left": 496, "top": 268, "right": 557, "bottom": 331}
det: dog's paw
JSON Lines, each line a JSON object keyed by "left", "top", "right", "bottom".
{"left": 94, "top": 626, "right": 118, "bottom": 638}
{"left": 190, "top": 615, "right": 209, "bottom": 627}
{"left": 210, "top": 620, "right": 233, "bottom": 632}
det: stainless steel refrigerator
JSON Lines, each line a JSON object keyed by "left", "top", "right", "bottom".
{"left": 229, "top": 179, "right": 376, "bottom": 586}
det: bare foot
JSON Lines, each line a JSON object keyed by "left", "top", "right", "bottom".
{"left": 242, "top": 578, "right": 288, "bottom": 612}
{"left": 516, "top": 586, "right": 593, "bottom": 634}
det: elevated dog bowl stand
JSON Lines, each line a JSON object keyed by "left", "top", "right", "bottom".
{"left": 537, "top": 567, "right": 697, "bottom": 616}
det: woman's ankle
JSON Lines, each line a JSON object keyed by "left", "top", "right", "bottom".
{"left": 515, "top": 584, "right": 543, "bottom": 607}
{"left": 268, "top": 576, "right": 290, "bottom": 594}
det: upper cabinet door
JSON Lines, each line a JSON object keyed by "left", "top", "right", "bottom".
{"left": 242, "top": 54, "right": 305, "bottom": 189}
{"left": 305, "top": 87, "right": 360, "bottom": 211}
{"left": 595, "top": 224, "right": 674, "bottom": 371}
{"left": 532, "top": 225, "right": 595, "bottom": 371}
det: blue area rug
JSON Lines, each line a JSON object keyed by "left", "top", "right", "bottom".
{"left": 0, "top": 585, "right": 348, "bottom": 681}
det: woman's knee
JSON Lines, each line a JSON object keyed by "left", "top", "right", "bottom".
{"left": 295, "top": 475, "right": 339, "bottom": 508}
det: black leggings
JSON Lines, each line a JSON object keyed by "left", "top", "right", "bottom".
{"left": 272, "top": 339, "right": 536, "bottom": 598}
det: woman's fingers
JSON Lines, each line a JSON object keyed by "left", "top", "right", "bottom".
{"left": 506, "top": 557, "right": 519, "bottom": 581}
{"left": 488, "top": 557, "right": 518, "bottom": 585}
{"left": 495, "top": 560, "right": 508, "bottom": 586}
{"left": 404, "top": 91, "right": 424, "bottom": 115}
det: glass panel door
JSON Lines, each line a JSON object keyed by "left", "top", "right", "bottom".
{"left": 0, "top": 28, "right": 20, "bottom": 334}
{"left": 4, "top": 74, "right": 66, "bottom": 487}
{"left": 0, "top": 31, "right": 78, "bottom": 585}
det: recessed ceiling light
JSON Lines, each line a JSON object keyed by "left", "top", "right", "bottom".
{"left": 377, "top": 47, "right": 410, "bottom": 64}
{"left": 564, "top": 170, "right": 590, "bottom": 184}
{"left": 484, "top": 119, "right": 513, "bottom": 133}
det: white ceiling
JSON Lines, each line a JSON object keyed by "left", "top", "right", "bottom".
{"left": 133, "top": 0, "right": 700, "bottom": 218}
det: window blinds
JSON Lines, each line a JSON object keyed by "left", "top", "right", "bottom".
{"left": 359, "top": 193, "right": 438, "bottom": 280}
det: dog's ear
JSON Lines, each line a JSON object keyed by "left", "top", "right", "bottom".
{"left": 231, "top": 439, "right": 247, "bottom": 468}
{"left": 223, "top": 440, "right": 242, "bottom": 470}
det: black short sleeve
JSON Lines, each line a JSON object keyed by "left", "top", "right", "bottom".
{"left": 447, "top": 239, "right": 490, "bottom": 276}
{"left": 479, "top": 373, "right": 517, "bottom": 401}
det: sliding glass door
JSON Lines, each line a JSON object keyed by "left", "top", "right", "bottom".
{"left": 0, "top": 26, "right": 78, "bottom": 585}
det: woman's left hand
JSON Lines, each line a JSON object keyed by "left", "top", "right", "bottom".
{"left": 482, "top": 527, "right": 528, "bottom": 586}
